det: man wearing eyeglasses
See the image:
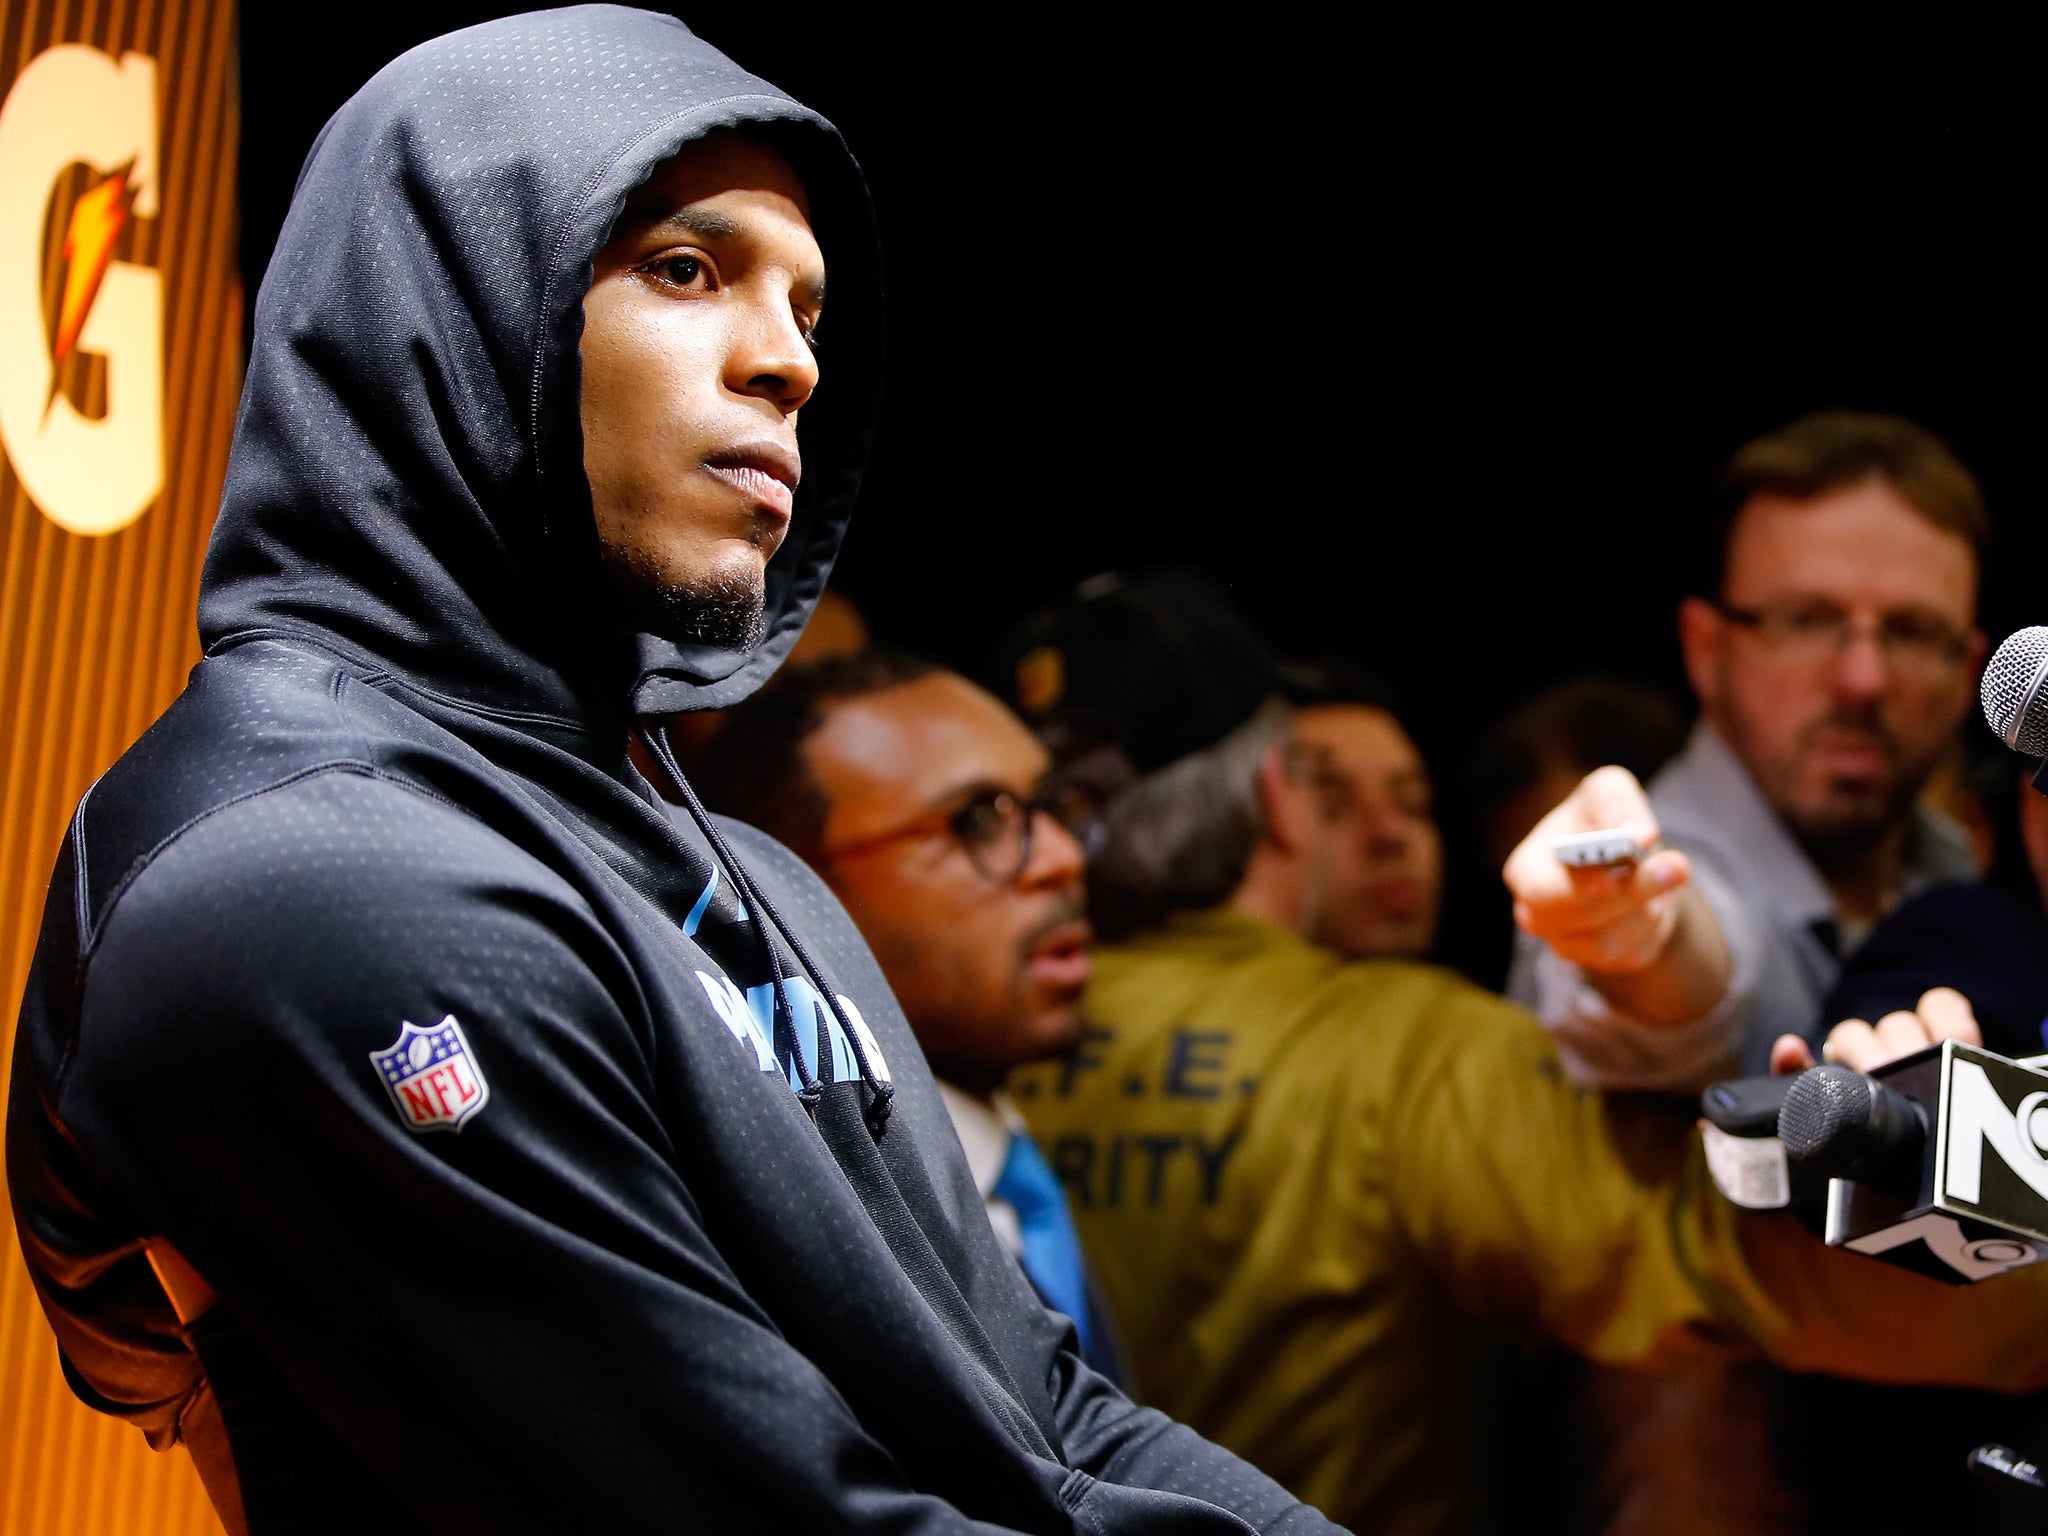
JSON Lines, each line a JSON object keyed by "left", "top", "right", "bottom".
{"left": 692, "top": 648, "right": 1125, "bottom": 1382}
{"left": 1501, "top": 411, "right": 1990, "bottom": 1533}
{"left": 1509, "top": 410, "right": 1988, "bottom": 1086}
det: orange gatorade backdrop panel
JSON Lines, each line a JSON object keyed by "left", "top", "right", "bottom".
{"left": 0, "top": 0, "right": 239, "bottom": 1531}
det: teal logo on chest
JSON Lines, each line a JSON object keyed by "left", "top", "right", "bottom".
{"left": 693, "top": 970, "right": 891, "bottom": 1093}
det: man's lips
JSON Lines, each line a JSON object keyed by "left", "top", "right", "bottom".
{"left": 1805, "top": 729, "right": 1893, "bottom": 776}
{"left": 705, "top": 444, "right": 800, "bottom": 521}
{"left": 1026, "top": 919, "right": 1093, "bottom": 990}
{"left": 1365, "top": 878, "right": 1428, "bottom": 918}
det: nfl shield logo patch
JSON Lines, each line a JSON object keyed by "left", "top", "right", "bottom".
{"left": 370, "top": 1015, "right": 489, "bottom": 1133}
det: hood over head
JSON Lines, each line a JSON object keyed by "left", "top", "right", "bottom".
{"left": 200, "top": 5, "right": 882, "bottom": 727}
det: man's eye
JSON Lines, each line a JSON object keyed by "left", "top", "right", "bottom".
{"left": 1784, "top": 608, "right": 1843, "bottom": 635}
{"left": 1885, "top": 614, "right": 1949, "bottom": 645}
{"left": 1315, "top": 777, "right": 1359, "bottom": 816}
{"left": 953, "top": 801, "right": 1006, "bottom": 845}
{"left": 651, "top": 254, "right": 709, "bottom": 289}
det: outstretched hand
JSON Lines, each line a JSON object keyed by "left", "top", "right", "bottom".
{"left": 1505, "top": 766, "right": 1693, "bottom": 974}
{"left": 1770, "top": 986, "right": 1984, "bottom": 1075}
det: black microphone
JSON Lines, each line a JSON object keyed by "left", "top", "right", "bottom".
{"left": 1778, "top": 1064, "right": 1926, "bottom": 1200}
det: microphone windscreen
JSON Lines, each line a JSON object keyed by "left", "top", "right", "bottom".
{"left": 1982, "top": 626, "right": 2048, "bottom": 754}
{"left": 1779, "top": 1062, "right": 1926, "bottom": 1195}
{"left": 1779, "top": 1064, "right": 1873, "bottom": 1167}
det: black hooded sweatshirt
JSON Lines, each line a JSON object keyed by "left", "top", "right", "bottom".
{"left": 6, "top": 8, "right": 1337, "bottom": 1533}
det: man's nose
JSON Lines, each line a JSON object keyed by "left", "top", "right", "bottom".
{"left": 1354, "top": 795, "right": 1414, "bottom": 853}
{"left": 1021, "top": 807, "right": 1087, "bottom": 890}
{"left": 728, "top": 304, "right": 818, "bottom": 415}
{"left": 1831, "top": 624, "right": 1891, "bottom": 698}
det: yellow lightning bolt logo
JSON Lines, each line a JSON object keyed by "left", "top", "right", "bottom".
{"left": 46, "top": 160, "right": 137, "bottom": 411}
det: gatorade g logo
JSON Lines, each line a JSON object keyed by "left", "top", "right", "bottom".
{"left": 0, "top": 46, "right": 163, "bottom": 536}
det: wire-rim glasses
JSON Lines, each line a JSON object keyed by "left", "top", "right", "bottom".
{"left": 1713, "top": 598, "right": 1970, "bottom": 676}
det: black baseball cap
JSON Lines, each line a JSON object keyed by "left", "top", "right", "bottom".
{"left": 982, "top": 568, "right": 1282, "bottom": 774}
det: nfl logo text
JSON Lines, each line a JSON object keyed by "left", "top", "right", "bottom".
{"left": 371, "top": 1015, "right": 490, "bottom": 1133}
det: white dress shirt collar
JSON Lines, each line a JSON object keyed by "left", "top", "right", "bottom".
{"left": 935, "top": 1081, "right": 1028, "bottom": 1258}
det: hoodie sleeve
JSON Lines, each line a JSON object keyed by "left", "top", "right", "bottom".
{"left": 1045, "top": 1352, "right": 1343, "bottom": 1533}
{"left": 51, "top": 769, "right": 1083, "bottom": 1534}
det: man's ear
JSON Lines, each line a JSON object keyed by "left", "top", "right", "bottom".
{"left": 1256, "top": 745, "right": 1308, "bottom": 856}
{"left": 1677, "top": 596, "right": 1725, "bottom": 711}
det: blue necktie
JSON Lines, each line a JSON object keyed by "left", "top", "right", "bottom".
{"left": 993, "top": 1129, "right": 1097, "bottom": 1358}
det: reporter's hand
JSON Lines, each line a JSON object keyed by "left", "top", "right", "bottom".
{"left": 1505, "top": 766, "right": 1693, "bottom": 975}
{"left": 1769, "top": 987, "right": 1984, "bottom": 1075}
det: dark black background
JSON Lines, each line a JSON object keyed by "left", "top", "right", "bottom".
{"left": 241, "top": 9, "right": 2045, "bottom": 981}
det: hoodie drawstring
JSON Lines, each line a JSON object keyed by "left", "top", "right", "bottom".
{"left": 639, "top": 723, "right": 896, "bottom": 1134}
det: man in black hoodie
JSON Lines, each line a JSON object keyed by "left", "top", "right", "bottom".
{"left": 6, "top": 10, "right": 1335, "bottom": 1533}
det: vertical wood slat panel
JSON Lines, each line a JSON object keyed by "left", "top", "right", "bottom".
{"left": 0, "top": 0, "right": 240, "bottom": 1531}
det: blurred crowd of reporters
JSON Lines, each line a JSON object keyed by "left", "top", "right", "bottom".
{"left": 686, "top": 410, "right": 2048, "bottom": 1533}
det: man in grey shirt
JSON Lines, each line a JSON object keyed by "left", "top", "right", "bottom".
{"left": 1495, "top": 412, "right": 1993, "bottom": 1535}
{"left": 1507, "top": 411, "right": 1987, "bottom": 1089}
